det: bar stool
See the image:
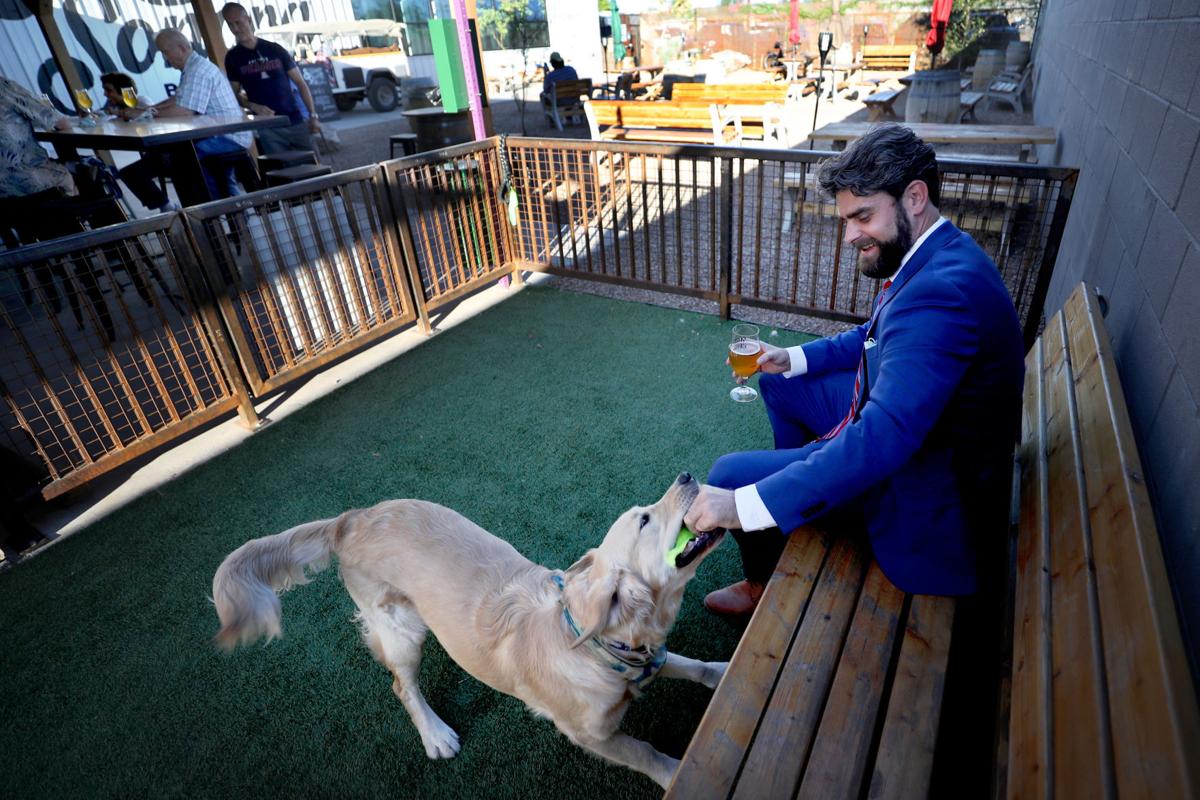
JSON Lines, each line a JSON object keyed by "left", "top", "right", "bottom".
{"left": 389, "top": 133, "right": 418, "bottom": 159}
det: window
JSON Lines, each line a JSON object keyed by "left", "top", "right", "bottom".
{"left": 476, "top": 0, "right": 550, "bottom": 52}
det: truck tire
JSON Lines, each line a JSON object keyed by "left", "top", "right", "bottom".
{"left": 367, "top": 77, "right": 398, "bottom": 112}
{"left": 334, "top": 95, "right": 358, "bottom": 112}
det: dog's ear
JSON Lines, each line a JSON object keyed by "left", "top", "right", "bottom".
{"left": 567, "top": 558, "right": 620, "bottom": 648}
{"left": 564, "top": 551, "right": 594, "bottom": 581}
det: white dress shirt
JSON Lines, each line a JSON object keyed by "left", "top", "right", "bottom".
{"left": 733, "top": 216, "right": 948, "bottom": 532}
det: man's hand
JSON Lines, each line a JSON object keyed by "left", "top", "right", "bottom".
{"left": 726, "top": 340, "right": 791, "bottom": 384}
{"left": 684, "top": 485, "right": 741, "bottom": 533}
{"left": 247, "top": 102, "right": 274, "bottom": 117}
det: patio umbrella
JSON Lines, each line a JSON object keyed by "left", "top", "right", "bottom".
{"left": 925, "top": 0, "right": 953, "bottom": 67}
{"left": 612, "top": 3, "right": 625, "bottom": 63}
{"left": 788, "top": 0, "right": 801, "bottom": 47}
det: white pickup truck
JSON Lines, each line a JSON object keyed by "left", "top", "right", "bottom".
{"left": 257, "top": 19, "right": 412, "bottom": 112}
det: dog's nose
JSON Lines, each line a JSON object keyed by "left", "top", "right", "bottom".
{"left": 677, "top": 472, "right": 692, "bottom": 484}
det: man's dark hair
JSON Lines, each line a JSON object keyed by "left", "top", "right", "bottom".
{"left": 817, "top": 123, "right": 941, "bottom": 207}
{"left": 100, "top": 72, "right": 135, "bottom": 92}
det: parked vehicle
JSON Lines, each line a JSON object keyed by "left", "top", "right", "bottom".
{"left": 257, "top": 19, "right": 411, "bottom": 112}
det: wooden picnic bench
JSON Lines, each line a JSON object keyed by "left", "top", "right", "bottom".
{"left": 670, "top": 84, "right": 791, "bottom": 141}
{"left": 862, "top": 44, "right": 915, "bottom": 73}
{"left": 541, "top": 78, "right": 595, "bottom": 131}
{"left": 810, "top": 121, "right": 1057, "bottom": 162}
{"left": 668, "top": 283, "right": 1200, "bottom": 798}
{"left": 582, "top": 98, "right": 742, "bottom": 146}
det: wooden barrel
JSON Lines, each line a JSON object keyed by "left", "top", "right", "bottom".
{"left": 906, "top": 70, "right": 960, "bottom": 123}
{"left": 972, "top": 49, "right": 1005, "bottom": 90}
{"left": 1006, "top": 41, "right": 1031, "bottom": 71}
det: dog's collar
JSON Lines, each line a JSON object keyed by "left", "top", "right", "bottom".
{"left": 551, "top": 574, "right": 666, "bottom": 691}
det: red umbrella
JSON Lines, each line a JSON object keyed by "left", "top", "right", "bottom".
{"left": 925, "top": 0, "right": 953, "bottom": 64}
{"left": 788, "top": 0, "right": 801, "bottom": 47}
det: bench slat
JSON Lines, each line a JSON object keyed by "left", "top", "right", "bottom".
{"left": 795, "top": 561, "right": 906, "bottom": 799}
{"left": 1063, "top": 288, "right": 1200, "bottom": 797}
{"left": 666, "top": 530, "right": 829, "bottom": 799}
{"left": 733, "top": 537, "right": 868, "bottom": 799}
{"left": 866, "top": 593, "right": 957, "bottom": 799}
{"left": 1008, "top": 339, "right": 1053, "bottom": 800}
{"left": 1042, "top": 309, "right": 1112, "bottom": 799}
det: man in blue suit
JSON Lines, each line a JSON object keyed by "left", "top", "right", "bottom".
{"left": 686, "top": 124, "right": 1025, "bottom": 616}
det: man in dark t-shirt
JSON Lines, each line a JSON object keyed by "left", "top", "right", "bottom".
{"left": 221, "top": 2, "right": 320, "bottom": 154}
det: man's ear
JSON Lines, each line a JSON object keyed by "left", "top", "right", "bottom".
{"left": 903, "top": 179, "right": 930, "bottom": 217}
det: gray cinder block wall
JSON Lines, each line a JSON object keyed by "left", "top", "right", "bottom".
{"left": 1031, "top": 0, "right": 1200, "bottom": 677}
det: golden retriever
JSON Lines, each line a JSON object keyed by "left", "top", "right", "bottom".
{"left": 212, "top": 472, "right": 726, "bottom": 789}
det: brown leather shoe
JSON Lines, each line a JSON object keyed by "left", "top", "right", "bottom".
{"left": 704, "top": 580, "right": 765, "bottom": 617}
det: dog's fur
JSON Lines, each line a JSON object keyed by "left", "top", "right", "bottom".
{"left": 212, "top": 473, "right": 726, "bottom": 788}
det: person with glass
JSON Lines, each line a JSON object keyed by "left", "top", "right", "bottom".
{"left": 98, "top": 72, "right": 151, "bottom": 119}
{"left": 686, "top": 124, "right": 1025, "bottom": 620}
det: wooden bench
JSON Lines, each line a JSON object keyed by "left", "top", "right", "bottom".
{"left": 670, "top": 84, "right": 790, "bottom": 140}
{"left": 582, "top": 99, "right": 742, "bottom": 146}
{"left": 1006, "top": 283, "right": 1199, "bottom": 797}
{"left": 960, "top": 90, "right": 985, "bottom": 121}
{"left": 863, "top": 88, "right": 902, "bottom": 120}
{"left": 810, "top": 121, "right": 1057, "bottom": 162}
{"left": 862, "top": 44, "right": 915, "bottom": 73}
{"left": 668, "top": 283, "right": 1200, "bottom": 798}
{"left": 541, "top": 78, "right": 594, "bottom": 131}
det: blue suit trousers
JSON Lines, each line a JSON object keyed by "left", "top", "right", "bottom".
{"left": 708, "top": 369, "right": 857, "bottom": 584}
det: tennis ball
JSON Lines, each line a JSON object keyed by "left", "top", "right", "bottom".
{"left": 665, "top": 526, "right": 697, "bottom": 566}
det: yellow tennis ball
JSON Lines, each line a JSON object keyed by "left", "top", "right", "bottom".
{"left": 665, "top": 527, "right": 697, "bottom": 566}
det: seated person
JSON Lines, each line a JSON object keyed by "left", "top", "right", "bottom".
{"left": 539, "top": 52, "right": 579, "bottom": 105}
{"left": 766, "top": 41, "right": 785, "bottom": 74}
{"left": 0, "top": 76, "right": 116, "bottom": 338}
{"left": 99, "top": 72, "right": 151, "bottom": 118}
{"left": 220, "top": 2, "right": 321, "bottom": 154}
{"left": 118, "top": 29, "right": 252, "bottom": 210}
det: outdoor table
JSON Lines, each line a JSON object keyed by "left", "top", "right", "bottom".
{"left": 809, "top": 120, "right": 1057, "bottom": 161}
{"left": 782, "top": 58, "right": 809, "bottom": 82}
{"left": 36, "top": 113, "right": 287, "bottom": 208}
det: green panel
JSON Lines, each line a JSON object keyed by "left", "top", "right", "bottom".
{"left": 429, "top": 18, "right": 467, "bottom": 113}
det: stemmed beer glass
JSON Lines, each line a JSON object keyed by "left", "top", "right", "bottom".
{"left": 121, "top": 87, "right": 138, "bottom": 110}
{"left": 729, "top": 323, "right": 762, "bottom": 403}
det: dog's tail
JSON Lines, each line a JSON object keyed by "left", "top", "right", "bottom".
{"left": 212, "top": 516, "right": 341, "bottom": 651}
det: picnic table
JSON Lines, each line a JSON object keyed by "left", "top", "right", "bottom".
{"left": 809, "top": 121, "right": 1057, "bottom": 161}
{"left": 36, "top": 113, "right": 287, "bottom": 207}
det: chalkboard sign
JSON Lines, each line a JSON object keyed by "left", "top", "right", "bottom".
{"left": 298, "top": 62, "right": 341, "bottom": 121}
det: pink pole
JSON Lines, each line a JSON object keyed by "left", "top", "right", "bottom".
{"left": 450, "top": 0, "right": 487, "bottom": 140}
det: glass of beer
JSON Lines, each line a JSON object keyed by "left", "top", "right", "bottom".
{"left": 121, "top": 87, "right": 138, "bottom": 109}
{"left": 729, "top": 323, "right": 762, "bottom": 403}
{"left": 74, "top": 88, "right": 93, "bottom": 114}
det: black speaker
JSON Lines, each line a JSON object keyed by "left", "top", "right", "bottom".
{"left": 599, "top": 17, "right": 612, "bottom": 40}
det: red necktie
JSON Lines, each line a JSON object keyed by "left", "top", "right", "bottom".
{"left": 820, "top": 279, "right": 892, "bottom": 441}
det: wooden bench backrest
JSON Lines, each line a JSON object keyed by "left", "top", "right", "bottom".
{"left": 1009, "top": 282, "right": 1200, "bottom": 798}
{"left": 586, "top": 100, "right": 716, "bottom": 129}
{"left": 552, "top": 78, "right": 593, "bottom": 100}
{"left": 863, "top": 44, "right": 916, "bottom": 57}
{"left": 671, "top": 83, "right": 789, "bottom": 104}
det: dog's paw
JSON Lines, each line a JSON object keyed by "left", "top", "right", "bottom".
{"left": 419, "top": 717, "right": 461, "bottom": 759}
{"left": 702, "top": 661, "right": 728, "bottom": 690}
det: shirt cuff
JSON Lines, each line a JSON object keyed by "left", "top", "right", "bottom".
{"left": 782, "top": 345, "right": 809, "bottom": 378}
{"left": 734, "top": 485, "right": 778, "bottom": 532}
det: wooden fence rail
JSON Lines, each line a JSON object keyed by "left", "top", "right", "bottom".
{"left": 0, "top": 136, "right": 1077, "bottom": 501}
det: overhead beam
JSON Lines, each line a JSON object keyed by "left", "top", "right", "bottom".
{"left": 23, "top": 0, "right": 84, "bottom": 110}
{"left": 191, "top": 0, "right": 228, "bottom": 71}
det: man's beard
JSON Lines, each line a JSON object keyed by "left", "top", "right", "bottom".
{"left": 854, "top": 208, "right": 914, "bottom": 280}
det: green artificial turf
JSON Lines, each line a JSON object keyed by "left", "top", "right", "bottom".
{"left": 0, "top": 285, "right": 814, "bottom": 800}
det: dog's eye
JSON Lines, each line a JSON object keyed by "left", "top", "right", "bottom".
{"left": 639, "top": 513, "right": 651, "bottom": 530}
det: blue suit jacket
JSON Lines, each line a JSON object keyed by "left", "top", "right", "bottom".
{"left": 757, "top": 221, "right": 1025, "bottom": 595}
